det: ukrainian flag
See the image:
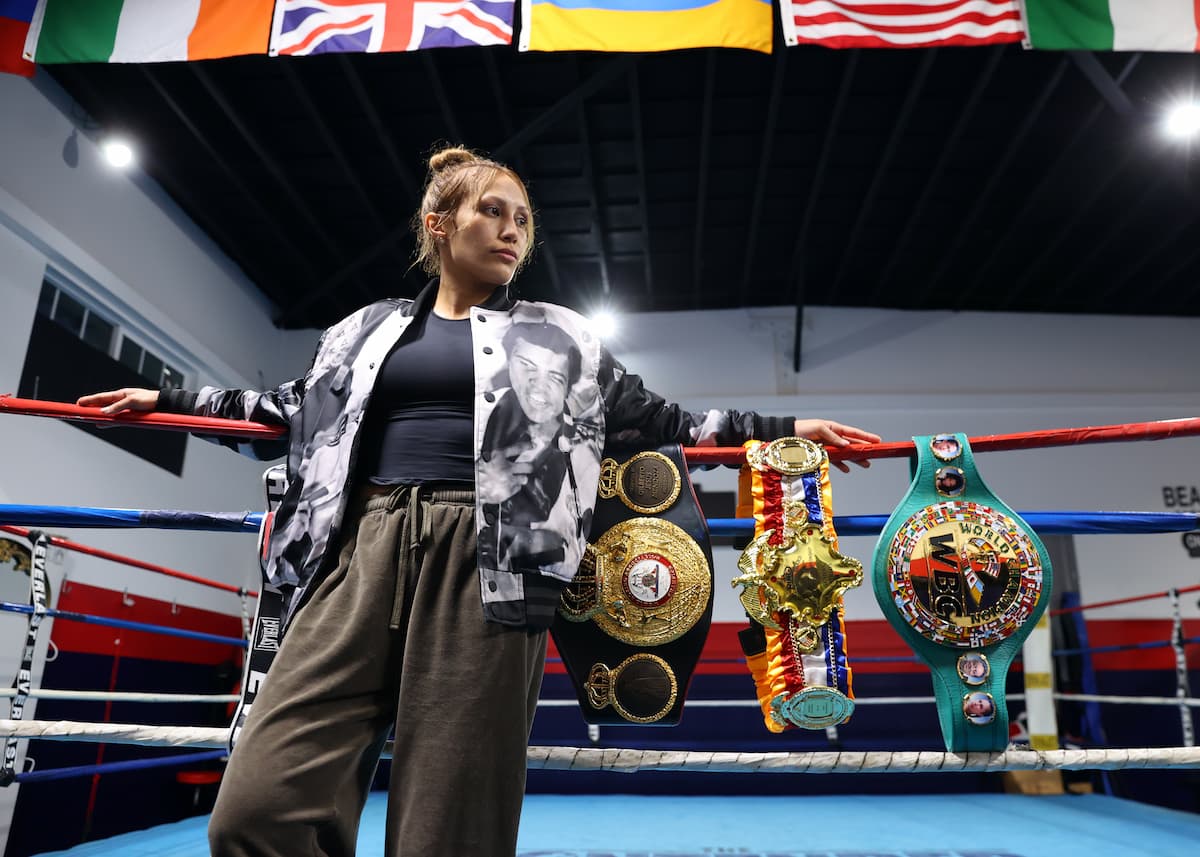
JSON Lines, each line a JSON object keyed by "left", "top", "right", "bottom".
{"left": 519, "top": 0, "right": 773, "bottom": 53}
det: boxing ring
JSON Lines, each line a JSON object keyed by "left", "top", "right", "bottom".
{"left": 0, "top": 396, "right": 1199, "bottom": 856}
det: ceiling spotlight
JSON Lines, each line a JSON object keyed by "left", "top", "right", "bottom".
{"left": 1164, "top": 102, "right": 1200, "bottom": 140}
{"left": 101, "top": 137, "right": 135, "bottom": 169}
{"left": 592, "top": 310, "right": 617, "bottom": 339}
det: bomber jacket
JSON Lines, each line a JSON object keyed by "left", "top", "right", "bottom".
{"left": 159, "top": 281, "right": 795, "bottom": 629}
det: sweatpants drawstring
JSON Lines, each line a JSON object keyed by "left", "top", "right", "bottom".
{"left": 389, "top": 485, "right": 433, "bottom": 629}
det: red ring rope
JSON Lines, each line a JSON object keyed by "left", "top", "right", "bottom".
{"left": 0, "top": 525, "right": 257, "bottom": 598}
{"left": 4, "top": 396, "right": 1199, "bottom": 462}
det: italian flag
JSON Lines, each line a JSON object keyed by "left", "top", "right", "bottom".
{"left": 24, "top": 0, "right": 274, "bottom": 64}
{"left": 1021, "top": 0, "right": 1200, "bottom": 51}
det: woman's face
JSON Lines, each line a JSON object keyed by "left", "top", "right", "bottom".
{"left": 439, "top": 173, "right": 530, "bottom": 290}
{"left": 509, "top": 338, "right": 570, "bottom": 425}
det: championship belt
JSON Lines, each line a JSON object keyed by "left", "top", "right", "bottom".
{"left": 552, "top": 445, "right": 713, "bottom": 725}
{"left": 872, "top": 433, "right": 1052, "bottom": 752}
{"left": 734, "top": 438, "right": 861, "bottom": 732}
{"left": 229, "top": 464, "right": 291, "bottom": 751}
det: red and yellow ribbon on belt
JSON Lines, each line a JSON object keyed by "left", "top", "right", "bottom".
{"left": 734, "top": 438, "right": 862, "bottom": 732}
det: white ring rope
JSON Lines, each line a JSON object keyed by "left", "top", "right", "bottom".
{"left": 526, "top": 746, "right": 1200, "bottom": 773}
{"left": 0, "top": 689, "right": 239, "bottom": 704}
{"left": 0, "top": 720, "right": 228, "bottom": 748}
{"left": 1056, "top": 692, "right": 1200, "bottom": 707}
{"left": 4, "top": 720, "right": 1200, "bottom": 772}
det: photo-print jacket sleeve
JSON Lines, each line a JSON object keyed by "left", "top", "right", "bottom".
{"left": 154, "top": 325, "right": 336, "bottom": 461}
{"left": 157, "top": 378, "right": 301, "bottom": 462}
{"left": 597, "top": 347, "right": 795, "bottom": 448}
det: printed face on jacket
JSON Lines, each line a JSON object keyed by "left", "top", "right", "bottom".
{"left": 441, "top": 174, "right": 530, "bottom": 289}
{"left": 510, "top": 339, "right": 570, "bottom": 426}
{"left": 479, "top": 319, "right": 589, "bottom": 576}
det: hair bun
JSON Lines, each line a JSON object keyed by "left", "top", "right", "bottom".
{"left": 428, "top": 146, "right": 478, "bottom": 174}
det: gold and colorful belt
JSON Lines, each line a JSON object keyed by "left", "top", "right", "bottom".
{"left": 734, "top": 438, "right": 862, "bottom": 731}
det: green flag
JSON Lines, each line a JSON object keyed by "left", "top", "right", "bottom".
{"left": 1021, "top": 0, "right": 1200, "bottom": 51}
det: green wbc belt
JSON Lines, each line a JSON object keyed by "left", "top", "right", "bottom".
{"left": 871, "top": 433, "right": 1052, "bottom": 752}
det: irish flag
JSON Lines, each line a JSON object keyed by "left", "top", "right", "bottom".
{"left": 1021, "top": 0, "right": 1200, "bottom": 51}
{"left": 23, "top": 0, "right": 274, "bottom": 64}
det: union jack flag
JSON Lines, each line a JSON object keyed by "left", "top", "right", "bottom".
{"left": 270, "top": 0, "right": 513, "bottom": 56}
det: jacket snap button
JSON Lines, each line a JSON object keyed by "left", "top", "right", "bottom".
{"left": 484, "top": 392, "right": 495, "bottom": 403}
{"left": 482, "top": 346, "right": 493, "bottom": 355}
{"left": 487, "top": 580, "right": 498, "bottom": 592}
{"left": 477, "top": 314, "right": 487, "bottom": 322}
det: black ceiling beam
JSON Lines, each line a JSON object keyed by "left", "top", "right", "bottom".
{"left": 280, "top": 223, "right": 413, "bottom": 325}
{"left": 789, "top": 50, "right": 859, "bottom": 372}
{"left": 421, "top": 52, "right": 465, "bottom": 143}
{"left": 691, "top": 51, "right": 717, "bottom": 307}
{"left": 279, "top": 61, "right": 415, "bottom": 313}
{"left": 494, "top": 56, "right": 635, "bottom": 161}
{"left": 1093, "top": 203, "right": 1200, "bottom": 304}
{"left": 285, "top": 55, "right": 635, "bottom": 326}
{"left": 190, "top": 65, "right": 342, "bottom": 258}
{"left": 137, "top": 67, "right": 322, "bottom": 298}
{"left": 1040, "top": 172, "right": 1166, "bottom": 304}
{"left": 189, "top": 64, "right": 376, "bottom": 323}
{"left": 572, "top": 59, "right": 611, "bottom": 296}
{"left": 628, "top": 64, "right": 655, "bottom": 298}
{"left": 278, "top": 62, "right": 397, "bottom": 242}
{"left": 1002, "top": 142, "right": 1140, "bottom": 306}
{"left": 738, "top": 49, "right": 787, "bottom": 303}
{"left": 481, "top": 50, "right": 563, "bottom": 295}
{"left": 917, "top": 55, "right": 1070, "bottom": 305}
{"left": 1069, "top": 51, "right": 1137, "bottom": 120}
{"left": 831, "top": 49, "right": 935, "bottom": 296}
{"left": 869, "top": 45, "right": 1003, "bottom": 304}
{"left": 972, "top": 54, "right": 1141, "bottom": 310}
{"left": 336, "top": 54, "right": 419, "bottom": 200}
{"left": 1152, "top": 235, "right": 1200, "bottom": 313}
{"left": 1000, "top": 52, "right": 1149, "bottom": 305}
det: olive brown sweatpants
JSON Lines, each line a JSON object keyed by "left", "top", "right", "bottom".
{"left": 208, "top": 485, "right": 548, "bottom": 857}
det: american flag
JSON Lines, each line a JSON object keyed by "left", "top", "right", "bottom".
{"left": 780, "top": 0, "right": 1024, "bottom": 49}
{"left": 270, "top": 0, "right": 513, "bottom": 56}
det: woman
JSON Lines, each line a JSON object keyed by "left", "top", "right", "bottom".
{"left": 78, "top": 146, "right": 880, "bottom": 857}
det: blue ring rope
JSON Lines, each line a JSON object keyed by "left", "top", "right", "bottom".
{"left": 0, "top": 602, "right": 247, "bottom": 649}
{"left": 1052, "top": 636, "right": 1200, "bottom": 658}
{"left": 0, "top": 505, "right": 264, "bottom": 532}
{"left": 2, "top": 505, "right": 1197, "bottom": 536}
{"left": 709, "top": 511, "right": 1200, "bottom": 537}
{"left": 15, "top": 749, "right": 226, "bottom": 783}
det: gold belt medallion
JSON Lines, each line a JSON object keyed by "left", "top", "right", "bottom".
{"left": 583, "top": 517, "right": 711, "bottom": 647}
{"left": 585, "top": 653, "right": 679, "bottom": 724}
{"left": 746, "top": 436, "right": 825, "bottom": 476}
{"left": 597, "top": 451, "right": 682, "bottom": 515}
{"left": 733, "top": 526, "right": 863, "bottom": 635}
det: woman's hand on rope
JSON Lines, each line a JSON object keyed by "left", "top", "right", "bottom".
{"left": 792, "top": 419, "right": 881, "bottom": 473}
{"left": 76, "top": 388, "right": 160, "bottom": 416}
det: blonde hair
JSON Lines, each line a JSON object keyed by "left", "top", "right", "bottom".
{"left": 412, "top": 145, "right": 535, "bottom": 276}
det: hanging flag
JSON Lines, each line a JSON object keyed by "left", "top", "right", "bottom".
{"left": 23, "top": 0, "right": 274, "bottom": 65}
{"left": 780, "top": 1, "right": 1024, "bottom": 49}
{"left": 0, "top": 0, "right": 36, "bottom": 76}
{"left": 1021, "top": 1, "right": 1200, "bottom": 51}
{"left": 269, "top": 0, "right": 514, "bottom": 55}
{"left": 519, "top": 0, "right": 773, "bottom": 54}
